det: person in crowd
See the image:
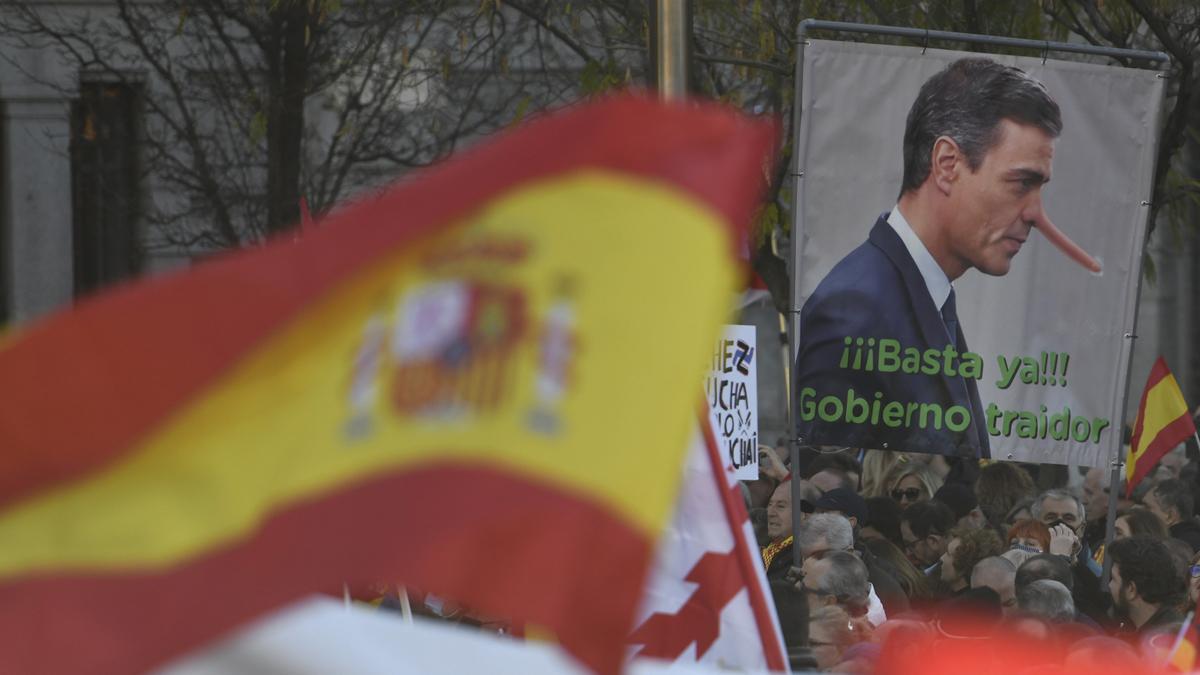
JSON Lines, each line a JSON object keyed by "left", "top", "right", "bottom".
{"left": 1000, "top": 547, "right": 1037, "bottom": 571}
{"left": 1144, "top": 478, "right": 1200, "bottom": 553}
{"left": 1113, "top": 506, "right": 1168, "bottom": 541}
{"left": 798, "top": 513, "right": 888, "bottom": 625}
{"left": 810, "top": 467, "right": 855, "bottom": 494}
{"left": 933, "top": 587, "right": 1004, "bottom": 639}
{"left": 1080, "top": 466, "right": 1129, "bottom": 556}
{"left": 1154, "top": 446, "right": 1188, "bottom": 482}
{"left": 1015, "top": 553, "right": 1074, "bottom": 594}
{"left": 1107, "top": 535, "right": 1185, "bottom": 635}
{"left": 939, "top": 527, "right": 1003, "bottom": 595}
{"left": 804, "top": 451, "right": 863, "bottom": 492}
{"left": 1017, "top": 578, "right": 1076, "bottom": 623}
{"left": 1007, "top": 518, "right": 1051, "bottom": 554}
{"left": 970, "top": 555, "right": 1017, "bottom": 614}
{"left": 807, "top": 605, "right": 857, "bottom": 671}
{"left": 934, "top": 483, "right": 988, "bottom": 530}
{"left": 975, "top": 461, "right": 1036, "bottom": 528}
{"left": 769, "top": 579, "right": 818, "bottom": 672}
{"left": 814, "top": 488, "right": 910, "bottom": 616}
{"left": 1030, "top": 488, "right": 1107, "bottom": 621}
{"left": 813, "top": 488, "right": 869, "bottom": 531}
{"left": 1014, "top": 553, "right": 1103, "bottom": 629}
{"left": 1164, "top": 538, "right": 1194, "bottom": 590}
{"left": 1003, "top": 497, "right": 1036, "bottom": 531}
{"left": 749, "top": 444, "right": 791, "bottom": 509}
{"left": 900, "top": 500, "right": 955, "bottom": 572}
{"left": 864, "top": 537, "right": 931, "bottom": 604}
{"left": 763, "top": 480, "right": 795, "bottom": 581}
{"left": 861, "top": 496, "right": 904, "bottom": 548}
{"left": 802, "top": 551, "right": 872, "bottom": 619}
{"left": 885, "top": 462, "right": 943, "bottom": 509}
{"left": 860, "top": 450, "right": 907, "bottom": 498}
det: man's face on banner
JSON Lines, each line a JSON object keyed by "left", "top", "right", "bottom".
{"left": 945, "top": 119, "right": 1055, "bottom": 277}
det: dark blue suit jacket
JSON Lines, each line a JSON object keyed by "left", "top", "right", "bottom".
{"left": 794, "top": 214, "right": 990, "bottom": 458}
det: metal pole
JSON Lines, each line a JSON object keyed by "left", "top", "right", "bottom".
{"left": 655, "top": 0, "right": 689, "bottom": 100}
{"left": 1100, "top": 457, "right": 1123, "bottom": 587}
{"left": 788, "top": 24, "right": 812, "bottom": 569}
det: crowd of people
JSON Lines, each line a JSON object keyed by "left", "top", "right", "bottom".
{"left": 749, "top": 443, "right": 1200, "bottom": 672}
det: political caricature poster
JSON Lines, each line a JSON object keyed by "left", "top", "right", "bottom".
{"left": 790, "top": 41, "right": 1165, "bottom": 467}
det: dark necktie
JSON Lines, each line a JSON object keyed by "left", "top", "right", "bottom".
{"left": 942, "top": 289, "right": 958, "bottom": 350}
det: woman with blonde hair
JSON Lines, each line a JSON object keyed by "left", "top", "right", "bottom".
{"left": 883, "top": 462, "right": 943, "bottom": 509}
{"left": 860, "top": 449, "right": 908, "bottom": 498}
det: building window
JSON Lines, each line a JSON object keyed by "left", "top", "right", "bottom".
{"left": 70, "top": 81, "right": 142, "bottom": 297}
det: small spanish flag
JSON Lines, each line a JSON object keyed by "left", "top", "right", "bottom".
{"left": 1127, "top": 357, "right": 1197, "bottom": 498}
{"left": 1168, "top": 609, "right": 1200, "bottom": 671}
{"left": 0, "top": 95, "right": 776, "bottom": 675}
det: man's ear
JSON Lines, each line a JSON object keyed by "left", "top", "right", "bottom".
{"left": 930, "top": 136, "right": 961, "bottom": 195}
{"left": 1124, "top": 580, "right": 1137, "bottom": 600}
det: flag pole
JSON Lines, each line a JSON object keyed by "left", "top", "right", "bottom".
{"left": 1100, "top": 454, "right": 1122, "bottom": 588}
{"left": 1164, "top": 610, "right": 1195, "bottom": 668}
{"left": 654, "top": 0, "right": 690, "bottom": 101}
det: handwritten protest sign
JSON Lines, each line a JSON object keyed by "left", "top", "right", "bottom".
{"left": 706, "top": 325, "right": 758, "bottom": 480}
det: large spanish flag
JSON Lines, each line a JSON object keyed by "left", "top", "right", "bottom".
{"left": 0, "top": 96, "right": 776, "bottom": 674}
{"left": 1127, "top": 357, "right": 1197, "bottom": 497}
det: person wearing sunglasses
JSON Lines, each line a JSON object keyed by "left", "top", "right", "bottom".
{"left": 884, "top": 463, "right": 943, "bottom": 508}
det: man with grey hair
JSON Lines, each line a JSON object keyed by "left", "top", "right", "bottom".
{"left": 795, "top": 58, "right": 1064, "bottom": 459}
{"left": 797, "top": 513, "right": 887, "bottom": 625}
{"left": 970, "top": 556, "right": 1016, "bottom": 614}
{"left": 1031, "top": 488, "right": 1106, "bottom": 622}
{"left": 802, "top": 551, "right": 871, "bottom": 620}
{"left": 1018, "top": 578, "right": 1076, "bottom": 622}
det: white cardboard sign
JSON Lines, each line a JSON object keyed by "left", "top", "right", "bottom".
{"left": 705, "top": 325, "right": 759, "bottom": 480}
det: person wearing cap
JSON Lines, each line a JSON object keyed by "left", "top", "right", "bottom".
{"left": 814, "top": 489, "right": 910, "bottom": 617}
{"left": 934, "top": 483, "right": 988, "bottom": 530}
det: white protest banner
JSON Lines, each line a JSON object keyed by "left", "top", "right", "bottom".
{"left": 705, "top": 325, "right": 759, "bottom": 480}
{"left": 790, "top": 41, "right": 1164, "bottom": 467}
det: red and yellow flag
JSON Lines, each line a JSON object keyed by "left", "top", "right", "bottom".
{"left": 1127, "top": 357, "right": 1197, "bottom": 497}
{"left": 1166, "top": 607, "right": 1200, "bottom": 672}
{"left": 0, "top": 95, "right": 776, "bottom": 674}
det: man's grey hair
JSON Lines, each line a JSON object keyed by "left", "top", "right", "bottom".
{"left": 901, "top": 58, "right": 1062, "bottom": 195}
{"left": 1031, "top": 488, "right": 1086, "bottom": 523}
{"left": 1017, "top": 579, "right": 1075, "bottom": 622}
{"left": 970, "top": 555, "right": 1016, "bottom": 588}
{"left": 798, "top": 513, "right": 853, "bottom": 552}
{"left": 815, "top": 551, "right": 870, "bottom": 612}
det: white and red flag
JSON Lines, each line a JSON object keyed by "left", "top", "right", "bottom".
{"left": 629, "top": 417, "right": 787, "bottom": 671}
